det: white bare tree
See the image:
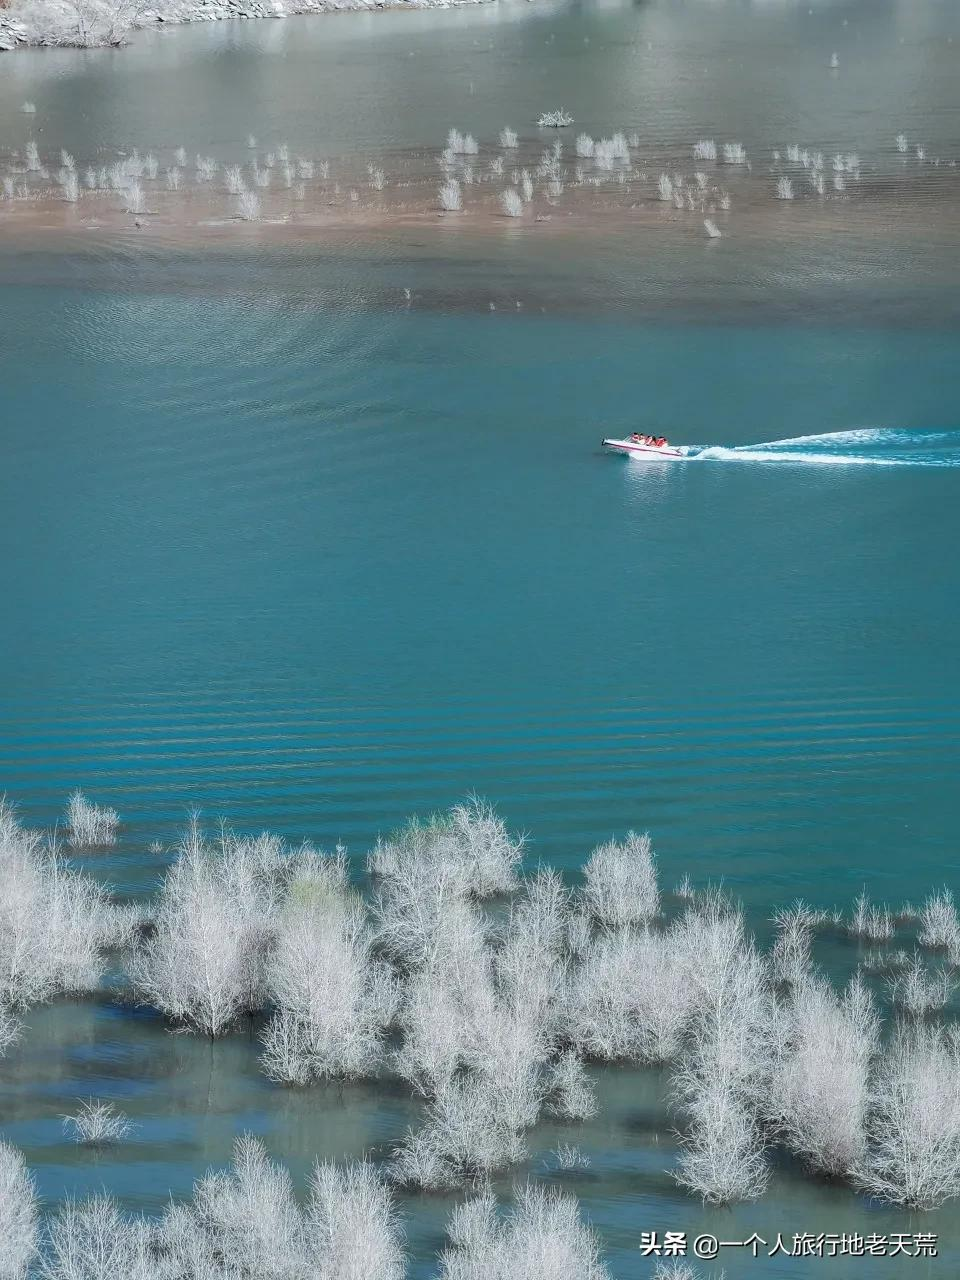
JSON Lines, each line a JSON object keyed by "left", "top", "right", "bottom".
{"left": 0, "top": 1142, "right": 37, "bottom": 1280}
{"left": 439, "top": 1182, "right": 610, "bottom": 1280}
{"left": 128, "top": 816, "right": 285, "bottom": 1035}
{"left": 582, "top": 831, "right": 659, "bottom": 927}
{"left": 854, "top": 1024, "right": 960, "bottom": 1208}
{"left": 0, "top": 801, "right": 114, "bottom": 1017}
{"left": 766, "top": 974, "right": 878, "bottom": 1175}
{"left": 12, "top": 0, "right": 148, "bottom": 48}
{"left": 260, "top": 891, "right": 397, "bottom": 1084}
{"left": 306, "top": 1161, "right": 405, "bottom": 1280}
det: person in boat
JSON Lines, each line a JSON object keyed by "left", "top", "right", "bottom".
{"left": 630, "top": 432, "right": 643, "bottom": 442}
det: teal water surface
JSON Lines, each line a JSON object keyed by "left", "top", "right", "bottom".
{"left": 1, "top": 276, "right": 958, "bottom": 904}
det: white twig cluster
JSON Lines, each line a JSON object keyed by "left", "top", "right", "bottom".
{"left": 61, "top": 1099, "right": 134, "bottom": 1146}
{"left": 438, "top": 179, "right": 462, "bottom": 212}
{"left": 66, "top": 790, "right": 119, "bottom": 848}
{"left": 537, "top": 109, "right": 574, "bottom": 129}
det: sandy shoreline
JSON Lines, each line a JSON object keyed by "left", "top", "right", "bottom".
{"left": 2, "top": 175, "right": 958, "bottom": 249}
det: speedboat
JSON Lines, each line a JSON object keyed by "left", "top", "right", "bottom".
{"left": 602, "top": 436, "right": 690, "bottom": 461}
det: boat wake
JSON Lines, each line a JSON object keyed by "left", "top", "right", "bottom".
{"left": 689, "top": 428, "right": 960, "bottom": 468}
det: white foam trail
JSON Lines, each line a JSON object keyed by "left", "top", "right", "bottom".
{"left": 749, "top": 428, "right": 900, "bottom": 449}
{"left": 692, "top": 446, "right": 901, "bottom": 466}
{"left": 686, "top": 427, "right": 960, "bottom": 467}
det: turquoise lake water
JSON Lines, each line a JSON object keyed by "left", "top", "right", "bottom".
{"left": 2, "top": 0, "right": 960, "bottom": 1274}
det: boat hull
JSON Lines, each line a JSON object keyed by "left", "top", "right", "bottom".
{"left": 602, "top": 437, "right": 688, "bottom": 461}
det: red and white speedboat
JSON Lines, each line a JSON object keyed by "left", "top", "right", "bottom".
{"left": 602, "top": 436, "right": 690, "bottom": 461}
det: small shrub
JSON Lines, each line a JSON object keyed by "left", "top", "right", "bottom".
{"left": 887, "top": 954, "right": 954, "bottom": 1016}
{"left": 438, "top": 180, "right": 462, "bottom": 212}
{"left": 849, "top": 892, "right": 894, "bottom": 941}
{"left": 224, "top": 165, "right": 245, "bottom": 195}
{"left": 62, "top": 1099, "right": 133, "bottom": 1146}
{"left": 500, "top": 187, "right": 524, "bottom": 218}
{"left": 238, "top": 191, "right": 261, "bottom": 221}
{"left": 446, "top": 130, "right": 478, "bottom": 156}
{"left": 550, "top": 1142, "right": 591, "bottom": 1170}
{"left": 537, "top": 109, "right": 574, "bottom": 128}
{"left": 770, "top": 903, "right": 818, "bottom": 986}
{"left": 918, "top": 889, "right": 959, "bottom": 950}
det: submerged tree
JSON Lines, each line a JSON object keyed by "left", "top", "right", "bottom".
{"left": 260, "top": 881, "right": 397, "bottom": 1084}
{"left": 854, "top": 1024, "right": 960, "bottom": 1208}
{"left": 439, "top": 1183, "right": 609, "bottom": 1280}
{"left": 0, "top": 801, "right": 116, "bottom": 1019}
{"left": 766, "top": 975, "right": 878, "bottom": 1176}
{"left": 0, "top": 1142, "right": 37, "bottom": 1280}
{"left": 128, "top": 816, "right": 288, "bottom": 1035}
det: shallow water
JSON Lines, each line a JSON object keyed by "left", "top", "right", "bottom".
{"left": 2, "top": 0, "right": 960, "bottom": 1275}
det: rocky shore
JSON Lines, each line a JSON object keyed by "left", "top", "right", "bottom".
{"left": 0, "top": 0, "right": 500, "bottom": 53}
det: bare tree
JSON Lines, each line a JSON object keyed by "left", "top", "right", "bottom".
{"left": 128, "top": 816, "right": 285, "bottom": 1035}
{"left": 564, "top": 927, "right": 694, "bottom": 1064}
{"left": 439, "top": 1182, "right": 610, "bottom": 1280}
{"left": 260, "top": 895, "right": 397, "bottom": 1084}
{"left": 39, "top": 1196, "right": 154, "bottom": 1280}
{"left": 370, "top": 798, "right": 523, "bottom": 901}
{"left": 769, "top": 902, "right": 820, "bottom": 986}
{"left": 854, "top": 1024, "right": 960, "bottom": 1208}
{"left": 671, "top": 906, "right": 775, "bottom": 1203}
{"left": 1, "top": 801, "right": 113, "bottom": 1015}
{"left": 918, "top": 888, "right": 959, "bottom": 951}
{"left": 187, "top": 1134, "right": 303, "bottom": 1278}
{"left": 582, "top": 831, "right": 659, "bottom": 928}
{"left": 767, "top": 975, "right": 878, "bottom": 1175}
{"left": 306, "top": 1161, "right": 405, "bottom": 1280}
{"left": 887, "top": 953, "right": 954, "bottom": 1017}
{"left": 0, "top": 1142, "right": 37, "bottom": 1280}
{"left": 13, "top": 0, "right": 148, "bottom": 48}
{"left": 65, "top": 791, "right": 118, "bottom": 848}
